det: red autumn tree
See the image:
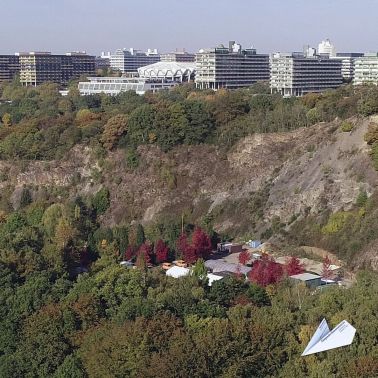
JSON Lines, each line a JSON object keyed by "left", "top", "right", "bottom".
{"left": 238, "top": 250, "right": 251, "bottom": 266}
{"left": 192, "top": 227, "right": 212, "bottom": 259}
{"left": 176, "top": 233, "right": 189, "bottom": 256}
{"left": 124, "top": 246, "right": 136, "bottom": 261}
{"left": 137, "top": 242, "right": 153, "bottom": 265}
{"left": 285, "top": 256, "right": 305, "bottom": 276}
{"left": 155, "top": 239, "right": 169, "bottom": 264}
{"left": 248, "top": 254, "right": 283, "bottom": 287}
{"left": 322, "top": 255, "right": 333, "bottom": 279}
{"left": 183, "top": 245, "right": 198, "bottom": 264}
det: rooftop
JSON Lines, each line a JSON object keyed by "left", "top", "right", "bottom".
{"left": 290, "top": 273, "right": 322, "bottom": 281}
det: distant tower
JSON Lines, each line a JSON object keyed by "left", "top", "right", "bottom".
{"left": 318, "top": 39, "right": 336, "bottom": 57}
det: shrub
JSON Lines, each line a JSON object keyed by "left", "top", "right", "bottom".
{"left": 340, "top": 121, "right": 353, "bottom": 132}
{"left": 92, "top": 188, "right": 110, "bottom": 214}
{"left": 125, "top": 148, "right": 139, "bottom": 169}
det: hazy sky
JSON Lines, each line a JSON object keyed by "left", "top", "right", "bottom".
{"left": 1, "top": 0, "right": 377, "bottom": 55}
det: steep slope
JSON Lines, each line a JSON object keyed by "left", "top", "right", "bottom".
{"left": 1, "top": 116, "right": 377, "bottom": 267}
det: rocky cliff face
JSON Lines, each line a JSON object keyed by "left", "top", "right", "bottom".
{"left": 1, "top": 117, "right": 377, "bottom": 267}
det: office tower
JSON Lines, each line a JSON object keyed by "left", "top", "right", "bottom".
{"left": 354, "top": 53, "right": 378, "bottom": 85}
{"left": 110, "top": 48, "right": 160, "bottom": 73}
{"left": 270, "top": 52, "right": 343, "bottom": 97}
{"left": 19, "top": 52, "right": 95, "bottom": 86}
{"left": 0, "top": 55, "right": 20, "bottom": 82}
{"left": 334, "top": 53, "right": 364, "bottom": 81}
{"left": 195, "top": 41, "right": 270, "bottom": 90}
{"left": 160, "top": 51, "right": 195, "bottom": 62}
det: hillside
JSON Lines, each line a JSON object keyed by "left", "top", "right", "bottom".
{"left": 1, "top": 115, "right": 377, "bottom": 269}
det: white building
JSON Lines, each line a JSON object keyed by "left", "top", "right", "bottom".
{"left": 138, "top": 61, "right": 196, "bottom": 83}
{"left": 318, "top": 39, "right": 336, "bottom": 57}
{"left": 331, "top": 53, "right": 364, "bottom": 81}
{"left": 110, "top": 48, "right": 160, "bottom": 73}
{"left": 354, "top": 54, "right": 378, "bottom": 85}
{"left": 78, "top": 77, "right": 178, "bottom": 96}
{"left": 270, "top": 52, "right": 343, "bottom": 97}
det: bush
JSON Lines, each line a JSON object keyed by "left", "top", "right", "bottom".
{"left": 92, "top": 188, "right": 110, "bottom": 214}
{"left": 340, "top": 121, "right": 353, "bottom": 132}
{"left": 125, "top": 148, "right": 139, "bottom": 169}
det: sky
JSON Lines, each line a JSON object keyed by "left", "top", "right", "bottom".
{"left": 1, "top": 0, "right": 377, "bottom": 55}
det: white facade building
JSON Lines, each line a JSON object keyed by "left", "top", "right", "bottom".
{"left": 354, "top": 54, "right": 378, "bottom": 85}
{"left": 331, "top": 53, "right": 364, "bottom": 81}
{"left": 110, "top": 48, "right": 160, "bottom": 73}
{"left": 318, "top": 39, "right": 336, "bottom": 57}
{"left": 270, "top": 52, "right": 343, "bottom": 97}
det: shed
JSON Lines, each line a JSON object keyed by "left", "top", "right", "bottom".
{"left": 217, "top": 243, "right": 243, "bottom": 253}
{"left": 166, "top": 266, "right": 190, "bottom": 278}
{"left": 290, "top": 273, "right": 322, "bottom": 289}
{"left": 249, "top": 240, "right": 262, "bottom": 249}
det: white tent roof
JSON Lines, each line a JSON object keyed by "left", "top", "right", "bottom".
{"left": 138, "top": 61, "right": 196, "bottom": 79}
{"left": 207, "top": 273, "right": 224, "bottom": 286}
{"left": 166, "top": 266, "right": 190, "bottom": 278}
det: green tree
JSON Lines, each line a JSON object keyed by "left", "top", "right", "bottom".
{"left": 92, "top": 188, "right": 110, "bottom": 214}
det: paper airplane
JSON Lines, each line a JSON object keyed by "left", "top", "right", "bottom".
{"left": 302, "top": 319, "right": 356, "bottom": 356}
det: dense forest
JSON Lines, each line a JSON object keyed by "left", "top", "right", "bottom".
{"left": 1, "top": 80, "right": 378, "bottom": 377}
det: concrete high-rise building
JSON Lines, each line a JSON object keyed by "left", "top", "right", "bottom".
{"left": 354, "top": 53, "right": 378, "bottom": 85}
{"left": 318, "top": 39, "right": 336, "bottom": 57}
{"left": 195, "top": 41, "right": 270, "bottom": 90}
{"left": 18, "top": 52, "right": 95, "bottom": 86}
{"left": 160, "top": 51, "right": 195, "bottom": 62}
{"left": 110, "top": 48, "right": 160, "bottom": 73}
{"left": 333, "top": 53, "right": 364, "bottom": 81}
{"left": 0, "top": 55, "right": 20, "bottom": 82}
{"left": 270, "top": 52, "right": 343, "bottom": 97}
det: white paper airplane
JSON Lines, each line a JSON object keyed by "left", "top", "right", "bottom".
{"left": 302, "top": 319, "right": 356, "bottom": 356}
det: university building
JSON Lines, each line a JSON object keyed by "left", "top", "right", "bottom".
{"left": 160, "top": 51, "right": 195, "bottom": 62}
{"left": 354, "top": 53, "right": 378, "bottom": 85}
{"left": 270, "top": 52, "right": 343, "bottom": 97}
{"left": 110, "top": 48, "right": 160, "bottom": 74}
{"left": 0, "top": 55, "right": 20, "bottom": 82}
{"left": 195, "top": 41, "right": 270, "bottom": 90}
{"left": 18, "top": 52, "right": 95, "bottom": 86}
{"left": 333, "top": 53, "right": 364, "bottom": 82}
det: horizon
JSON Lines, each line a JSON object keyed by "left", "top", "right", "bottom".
{"left": 1, "top": 0, "right": 378, "bottom": 56}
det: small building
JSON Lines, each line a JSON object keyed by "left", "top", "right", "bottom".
{"left": 248, "top": 240, "right": 262, "bottom": 249}
{"left": 290, "top": 273, "right": 322, "bottom": 289}
{"left": 217, "top": 242, "right": 243, "bottom": 254}
{"left": 166, "top": 266, "right": 190, "bottom": 278}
